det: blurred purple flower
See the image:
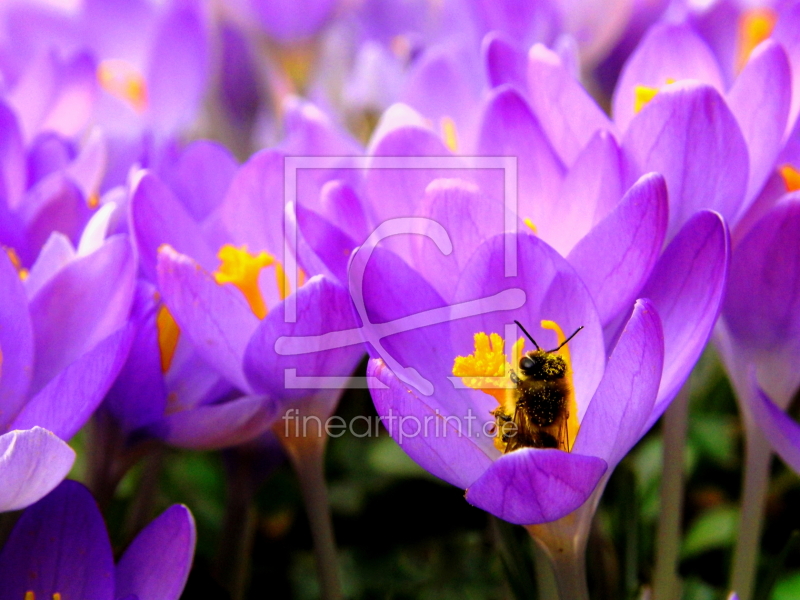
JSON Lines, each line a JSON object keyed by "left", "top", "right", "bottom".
{"left": 0, "top": 479, "right": 195, "bottom": 600}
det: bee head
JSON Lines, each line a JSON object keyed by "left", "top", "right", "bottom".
{"left": 519, "top": 350, "right": 567, "bottom": 380}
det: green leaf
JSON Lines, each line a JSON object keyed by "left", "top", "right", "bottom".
{"left": 682, "top": 504, "right": 739, "bottom": 559}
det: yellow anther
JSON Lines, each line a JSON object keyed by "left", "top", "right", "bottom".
{"left": 87, "top": 192, "right": 100, "bottom": 209}
{"left": 441, "top": 116, "right": 459, "bottom": 153}
{"left": 156, "top": 304, "right": 180, "bottom": 373}
{"left": 540, "top": 320, "right": 580, "bottom": 447}
{"left": 213, "top": 244, "right": 275, "bottom": 319}
{"left": 738, "top": 8, "right": 777, "bottom": 71}
{"left": 780, "top": 164, "right": 800, "bottom": 192}
{"left": 52, "top": 594, "right": 61, "bottom": 600}
{"left": 453, "top": 332, "right": 521, "bottom": 405}
{"left": 523, "top": 218, "right": 538, "bottom": 235}
{"left": 97, "top": 59, "right": 148, "bottom": 113}
{"left": 634, "top": 85, "right": 660, "bottom": 113}
{"left": 4, "top": 247, "right": 28, "bottom": 280}
{"left": 25, "top": 592, "right": 34, "bottom": 600}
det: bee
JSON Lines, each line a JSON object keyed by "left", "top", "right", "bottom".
{"left": 491, "top": 320, "right": 583, "bottom": 453}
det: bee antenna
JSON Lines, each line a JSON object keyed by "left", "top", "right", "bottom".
{"left": 549, "top": 326, "right": 585, "bottom": 353}
{"left": 513, "top": 320, "right": 540, "bottom": 350}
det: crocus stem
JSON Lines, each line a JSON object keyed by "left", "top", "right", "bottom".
{"left": 279, "top": 428, "right": 342, "bottom": 600}
{"left": 653, "top": 384, "right": 691, "bottom": 600}
{"left": 86, "top": 410, "right": 126, "bottom": 510}
{"left": 731, "top": 421, "right": 772, "bottom": 600}
{"left": 217, "top": 452, "right": 258, "bottom": 600}
{"left": 123, "top": 445, "right": 166, "bottom": 542}
{"left": 527, "top": 513, "right": 591, "bottom": 600}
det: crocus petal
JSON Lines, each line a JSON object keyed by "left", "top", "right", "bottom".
{"left": 465, "top": 448, "right": 607, "bottom": 525}
{"left": 751, "top": 385, "right": 800, "bottom": 475}
{"left": 0, "top": 100, "right": 26, "bottom": 208}
{"left": 484, "top": 32, "right": 527, "bottom": 90}
{"left": 12, "top": 326, "right": 134, "bottom": 440}
{"left": 130, "top": 172, "right": 217, "bottom": 280}
{"left": 773, "top": 4, "right": 800, "bottom": 134}
{"left": 727, "top": 41, "right": 791, "bottom": 209}
{"left": 0, "top": 427, "right": 74, "bottom": 512}
{"left": 116, "top": 505, "right": 196, "bottom": 600}
{"left": 641, "top": 211, "right": 729, "bottom": 427}
{"left": 153, "top": 395, "right": 276, "bottom": 450}
{"left": 477, "top": 86, "right": 565, "bottom": 231}
{"left": 157, "top": 246, "right": 258, "bottom": 393}
{"left": 244, "top": 276, "right": 363, "bottom": 402}
{"left": 722, "top": 197, "right": 800, "bottom": 407}
{"left": 0, "top": 252, "right": 34, "bottom": 429}
{"left": 567, "top": 173, "right": 668, "bottom": 326}
{"left": 146, "top": 0, "right": 208, "bottom": 134}
{"left": 613, "top": 22, "right": 724, "bottom": 131}
{"left": 251, "top": 0, "right": 336, "bottom": 41}
{"left": 0, "top": 480, "right": 114, "bottom": 600}
{"left": 166, "top": 140, "right": 237, "bottom": 222}
{"left": 28, "top": 235, "right": 136, "bottom": 395}
{"left": 546, "top": 129, "right": 623, "bottom": 255}
{"left": 294, "top": 202, "right": 358, "bottom": 286}
{"left": 368, "top": 359, "right": 494, "bottom": 489}
{"left": 38, "top": 52, "right": 97, "bottom": 139}
{"left": 573, "top": 299, "right": 664, "bottom": 469}
{"left": 219, "top": 22, "right": 260, "bottom": 129}
{"left": 24, "top": 232, "right": 75, "bottom": 298}
{"left": 526, "top": 44, "right": 615, "bottom": 166}
{"left": 622, "top": 81, "right": 748, "bottom": 238}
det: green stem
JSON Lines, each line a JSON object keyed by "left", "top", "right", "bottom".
{"left": 731, "top": 421, "right": 772, "bottom": 600}
{"left": 279, "top": 425, "right": 342, "bottom": 600}
{"left": 652, "top": 384, "right": 691, "bottom": 600}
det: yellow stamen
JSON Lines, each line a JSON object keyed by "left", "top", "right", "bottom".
{"left": 4, "top": 247, "right": 28, "bottom": 280}
{"left": 540, "top": 320, "right": 580, "bottom": 449}
{"left": 780, "top": 164, "right": 800, "bottom": 192}
{"left": 213, "top": 244, "right": 275, "bottom": 319}
{"left": 156, "top": 305, "right": 180, "bottom": 373}
{"left": 441, "top": 116, "right": 459, "bottom": 153}
{"left": 738, "top": 8, "right": 777, "bottom": 71}
{"left": 634, "top": 85, "right": 659, "bottom": 113}
{"left": 452, "top": 332, "right": 520, "bottom": 406}
{"left": 53, "top": 594, "right": 61, "bottom": 600}
{"left": 97, "top": 59, "right": 148, "bottom": 113}
{"left": 87, "top": 192, "right": 100, "bottom": 209}
{"left": 25, "top": 592, "right": 34, "bottom": 600}
{"left": 523, "top": 218, "right": 538, "bottom": 235}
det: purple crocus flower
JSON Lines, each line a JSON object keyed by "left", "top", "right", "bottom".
{"left": 0, "top": 479, "right": 195, "bottom": 600}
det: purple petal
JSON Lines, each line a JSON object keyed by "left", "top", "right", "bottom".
{"left": 218, "top": 22, "right": 260, "bottom": 129}
{"left": 573, "top": 299, "right": 664, "bottom": 468}
{"left": 526, "top": 44, "right": 615, "bottom": 166}
{"left": 546, "top": 129, "right": 624, "bottom": 255}
{"left": 0, "top": 427, "right": 74, "bottom": 512}
{"left": 722, "top": 197, "right": 800, "bottom": 406}
{"left": 477, "top": 86, "right": 565, "bottom": 229}
{"left": 28, "top": 235, "right": 136, "bottom": 395}
{"left": 0, "top": 252, "right": 34, "bottom": 429}
{"left": 465, "top": 448, "right": 607, "bottom": 525}
{"left": 484, "top": 32, "right": 527, "bottom": 91}
{"left": 773, "top": 4, "right": 800, "bottom": 135}
{"left": 0, "top": 100, "right": 26, "bottom": 208}
{"left": 751, "top": 384, "right": 800, "bottom": 475}
{"left": 567, "top": 173, "right": 668, "bottom": 326}
{"left": 116, "top": 505, "right": 196, "bottom": 600}
{"left": 24, "top": 232, "right": 75, "bottom": 298}
{"left": 368, "top": 358, "right": 494, "bottom": 489}
{"left": 244, "top": 276, "right": 363, "bottom": 401}
{"left": 613, "top": 22, "right": 724, "bottom": 131}
{"left": 250, "top": 0, "right": 336, "bottom": 41}
{"left": 641, "top": 211, "right": 729, "bottom": 427}
{"left": 146, "top": 0, "right": 208, "bottom": 134}
{"left": 294, "top": 203, "right": 357, "bottom": 286}
{"left": 0, "top": 480, "right": 114, "bottom": 600}
{"left": 38, "top": 52, "right": 97, "bottom": 139}
{"left": 318, "top": 180, "right": 369, "bottom": 244}
{"left": 727, "top": 40, "right": 791, "bottom": 209}
{"left": 166, "top": 141, "right": 237, "bottom": 223}
{"left": 622, "top": 81, "right": 748, "bottom": 238}
{"left": 157, "top": 246, "right": 259, "bottom": 392}
{"left": 27, "top": 132, "right": 75, "bottom": 186}
{"left": 153, "top": 395, "right": 276, "bottom": 450}
{"left": 130, "top": 172, "right": 217, "bottom": 281}
{"left": 12, "top": 326, "right": 134, "bottom": 440}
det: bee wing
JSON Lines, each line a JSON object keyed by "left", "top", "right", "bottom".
{"left": 555, "top": 412, "right": 570, "bottom": 452}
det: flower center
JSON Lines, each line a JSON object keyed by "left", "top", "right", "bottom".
{"left": 156, "top": 303, "right": 180, "bottom": 373}
{"left": 97, "top": 59, "right": 148, "bottom": 113}
{"left": 634, "top": 78, "right": 675, "bottom": 114}
{"left": 780, "top": 164, "right": 800, "bottom": 192}
{"left": 737, "top": 8, "right": 777, "bottom": 71}
{"left": 452, "top": 321, "right": 579, "bottom": 453}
